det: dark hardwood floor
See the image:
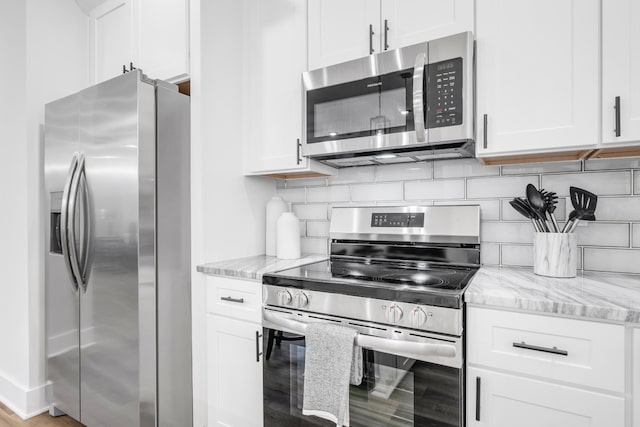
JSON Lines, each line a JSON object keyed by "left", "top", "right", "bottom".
{"left": 0, "top": 403, "right": 83, "bottom": 427}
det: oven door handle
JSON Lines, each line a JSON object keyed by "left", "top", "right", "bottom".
{"left": 263, "top": 309, "right": 456, "bottom": 358}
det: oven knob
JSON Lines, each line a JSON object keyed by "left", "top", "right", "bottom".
{"left": 411, "top": 307, "right": 428, "bottom": 327}
{"left": 387, "top": 304, "right": 403, "bottom": 323}
{"left": 277, "top": 290, "right": 293, "bottom": 306}
{"left": 295, "top": 292, "right": 309, "bottom": 308}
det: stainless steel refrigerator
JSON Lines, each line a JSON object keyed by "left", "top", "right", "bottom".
{"left": 44, "top": 70, "right": 192, "bottom": 427}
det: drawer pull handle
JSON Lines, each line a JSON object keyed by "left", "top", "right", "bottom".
{"left": 513, "top": 341, "right": 568, "bottom": 356}
{"left": 256, "top": 331, "right": 263, "bottom": 362}
{"left": 221, "top": 296, "right": 245, "bottom": 304}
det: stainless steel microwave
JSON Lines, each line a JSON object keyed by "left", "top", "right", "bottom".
{"left": 302, "top": 32, "right": 475, "bottom": 167}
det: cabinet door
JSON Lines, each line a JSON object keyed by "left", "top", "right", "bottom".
{"left": 89, "top": 0, "right": 134, "bottom": 83}
{"left": 602, "top": 0, "right": 640, "bottom": 145}
{"left": 136, "top": 0, "right": 189, "bottom": 82}
{"left": 467, "top": 367, "right": 625, "bottom": 427}
{"left": 380, "top": 0, "right": 473, "bottom": 51}
{"left": 634, "top": 329, "right": 640, "bottom": 427}
{"left": 308, "top": 0, "right": 380, "bottom": 70}
{"left": 207, "top": 315, "right": 263, "bottom": 427}
{"left": 475, "top": 0, "right": 599, "bottom": 157}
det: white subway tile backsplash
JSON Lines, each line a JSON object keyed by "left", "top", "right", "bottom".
{"left": 276, "top": 187, "right": 305, "bottom": 203}
{"left": 467, "top": 176, "right": 538, "bottom": 199}
{"left": 585, "top": 158, "right": 640, "bottom": 171}
{"left": 328, "top": 166, "right": 375, "bottom": 185}
{"left": 575, "top": 222, "right": 630, "bottom": 247}
{"left": 434, "top": 158, "right": 499, "bottom": 179}
{"left": 500, "top": 244, "right": 533, "bottom": 267}
{"left": 306, "top": 185, "right": 350, "bottom": 203}
{"left": 306, "top": 221, "right": 330, "bottom": 237}
{"left": 351, "top": 182, "right": 403, "bottom": 201}
{"left": 480, "top": 243, "right": 500, "bottom": 265}
{"left": 481, "top": 222, "right": 534, "bottom": 244}
{"left": 293, "top": 204, "right": 328, "bottom": 220}
{"left": 405, "top": 179, "right": 465, "bottom": 201}
{"left": 277, "top": 157, "right": 640, "bottom": 274}
{"left": 584, "top": 248, "right": 640, "bottom": 274}
{"left": 301, "top": 237, "right": 329, "bottom": 255}
{"left": 435, "top": 199, "right": 500, "bottom": 221}
{"left": 501, "top": 161, "right": 581, "bottom": 175}
{"left": 541, "top": 171, "right": 632, "bottom": 196}
{"left": 284, "top": 177, "right": 327, "bottom": 188}
{"left": 596, "top": 197, "right": 640, "bottom": 221}
{"left": 375, "top": 162, "right": 433, "bottom": 182}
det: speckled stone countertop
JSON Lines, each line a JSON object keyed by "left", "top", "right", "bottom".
{"left": 465, "top": 266, "right": 640, "bottom": 324}
{"left": 196, "top": 254, "right": 327, "bottom": 282}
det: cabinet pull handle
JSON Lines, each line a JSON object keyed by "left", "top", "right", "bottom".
{"left": 369, "top": 24, "right": 375, "bottom": 55}
{"left": 513, "top": 341, "right": 568, "bottom": 356}
{"left": 475, "top": 376, "right": 481, "bottom": 421}
{"left": 256, "top": 331, "right": 263, "bottom": 362}
{"left": 614, "top": 96, "right": 621, "bottom": 137}
{"left": 129, "top": 62, "right": 136, "bottom": 72}
{"left": 384, "top": 20, "right": 389, "bottom": 51}
{"left": 296, "top": 138, "right": 302, "bottom": 164}
{"left": 123, "top": 64, "right": 127, "bottom": 74}
{"left": 483, "top": 114, "right": 488, "bottom": 149}
{"left": 220, "top": 296, "right": 244, "bottom": 304}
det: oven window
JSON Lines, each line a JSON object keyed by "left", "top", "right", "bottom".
{"left": 306, "top": 69, "right": 416, "bottom": 144}
{"left": 263, "top": 329, "right": 462, "bottom": 427}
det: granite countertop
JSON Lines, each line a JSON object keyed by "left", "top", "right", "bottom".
{"left": 465, "top": 266, "right": 640, "bottom": 324}
{"left": 196, "top": 254, "right": 327, "bottom": 282}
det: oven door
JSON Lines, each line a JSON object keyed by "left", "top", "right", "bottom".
{"left": 262, "top": 310, "right": 464, "bottom": 427}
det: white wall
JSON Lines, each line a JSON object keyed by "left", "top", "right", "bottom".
{"left": 190, "top": 0, "right": 276, "bottom": 424}
{"left": 0, "top": 0, "right": 89, "bottom": 418}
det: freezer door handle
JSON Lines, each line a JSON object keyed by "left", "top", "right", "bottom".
{"left": 60, "top": 154, "right": 80, "bottom": 292}
{"left": 67, "top": 153, "right": 88, "bottom": 291}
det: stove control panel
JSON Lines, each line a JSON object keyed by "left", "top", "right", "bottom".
{"left": 371, "top": 212, "right": 424, "bottom": 228}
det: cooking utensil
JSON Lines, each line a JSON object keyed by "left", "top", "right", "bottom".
{"left": 563, "top": 187, "right": 598, "bottom": 233}
{"left": 563, "top": 209, "right": 597, "bottom": 233}
{"left": 510, "top": 198, "right": 543, "bottom": 232}
{"left": 526, "top": 184, "right": 550, "bottom": 232}
{"left": 541, "top": 189, "right": 560, "bottom": 232}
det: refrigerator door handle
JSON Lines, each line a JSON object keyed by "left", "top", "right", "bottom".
{"left": 78, "top": 161, "right": 91, "bottom": 292}
{"left": 60, "top": 154, "right": 80, "bottom": 292}
{"left": 67, "top": 153, "right": 86, "bottom": 291}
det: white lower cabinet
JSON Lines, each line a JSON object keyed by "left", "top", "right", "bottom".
{"left": 467, "top": 367, "right": 625, "bottom": 427}
{"left": 634, "top": 329, "right": 640, "bottom": 427}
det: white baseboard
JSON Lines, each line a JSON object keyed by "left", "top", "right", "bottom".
{"left": 0, "top": 374, "right": 47, "bottom": 419}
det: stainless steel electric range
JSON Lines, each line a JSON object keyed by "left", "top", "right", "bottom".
{"left": 262, "top": 205, "right": 480, "bottom": 427}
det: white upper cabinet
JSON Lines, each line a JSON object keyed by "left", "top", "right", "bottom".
{"left": 475, "top": 0, "right": 600, "bottom": 159}
{"left": 308, "top": 0, "right": 473, "bottom": 70}
{"left": 89, "top": 0, "right": 189, "bottom": 84}
{"left": 380, "top": 0, "right": 473, "bottom": 51}
{"left": 89, "top": 0, "right": 134, "bottom": 83}
{"left": 602, "top": 0, "right": 640, "bottom": 146}
{"left": 244, "top": 0, "right": 333, "bottom": 177}
{"left": 137, "top": 0, "right": 189, "bottom": 82}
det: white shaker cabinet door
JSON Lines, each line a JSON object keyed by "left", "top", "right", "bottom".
{"left": 136, "top": 0, "right": 189, "bottom": 82}
{"left": 475, "top": 0, "right": 599, "bottom": 157}
{"left": 308, "top": 0, "right": 380, "bottom": 70}
{"left": 467, "top": 367, "right": 625, "bottom": 427}
{"left": 380, "top": 0, "right": 473, "bottom": 51}
{"left": 602, "top": 0, "right": 640, "bottom": 146}
{"left": 89, "top": 0, "right": 134, "bottom": 83}
{"left": 207, "top": 315, "right": 264, "bottom": 427}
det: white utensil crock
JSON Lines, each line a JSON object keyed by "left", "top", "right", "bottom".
{"left": 276, "top": 212, "right": 300, "bottom": 260}
{"left": 533, "top": 232, "right": 577, "bottom": 278}
{"left": 266, "top": 196, "right": 288, "bottom": 256}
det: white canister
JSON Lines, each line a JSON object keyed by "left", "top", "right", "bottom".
{"left": 533, "top": 232, "right": 577, "bottom": 278}
{"left": 266, "top": 196, "right": 288, "bottom": 256}
{"left": 277, "top": 212, "right": 301, "bottom": 260}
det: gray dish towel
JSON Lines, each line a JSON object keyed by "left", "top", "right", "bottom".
{"left": 302, "top": 322, "right": 363, "bottom": 426}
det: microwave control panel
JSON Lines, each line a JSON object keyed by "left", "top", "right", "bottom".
{"left": 427, "top": 57, "right": 463, "bottom": 128}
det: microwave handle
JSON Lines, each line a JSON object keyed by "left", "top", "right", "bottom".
{"left": 412, "top": 52, "right": 427, "bottom": 143}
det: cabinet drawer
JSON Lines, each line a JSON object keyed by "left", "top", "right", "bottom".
{"left": 206, "top": 276, "right": 262, "bottom": 324}
{"left": 467, "top": 367, "right": 625, "bottom": 427}
{"left": 467, "top": 307, "right": 625, "bottom": 392}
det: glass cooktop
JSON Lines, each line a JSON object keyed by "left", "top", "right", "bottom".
{"left": 262, "top": 259, "right": 478, "bottom": 309}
